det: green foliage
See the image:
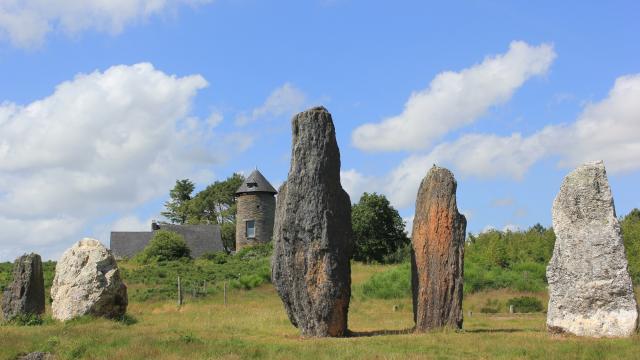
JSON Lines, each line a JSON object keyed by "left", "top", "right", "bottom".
{"left": 121, "top": 243, "right": 272, "bottom": 302}
{"left": 360, "top": 263, "right": 411, "bottom": 299}
{"left": 136, "top": 230, "right": 191, "bottom": 263}
{"left": 622, "top": 209, "right": 640, "bottom": 283}
{"left": 464, "top": 224, "right": 555, "bottom": 293}
{"left": 161, "top": 179, "right": 196, "bottom": 224}
{"left": 352, "top": 192, "right": 410, "bottom": 263}
{"left": 201, "top": 251, "right": 229, "bottom": 264}
{"left": 4, "top": 312, "right": 44, "bottom": 326}
{"left": 507, "top": 296, "right": 544, "bottom": 313}
{"left": 162, "top": 174, "right": 244, "bottom": 252}
{"left": 187, "top": 173, "right": 244, "bottom": 252}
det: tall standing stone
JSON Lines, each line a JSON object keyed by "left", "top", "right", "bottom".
{"left": 51, "top": 238, "right": 128, "bottom": 321}
{"left": 2, "top": 253, "right": 45, "bottom": 320}
{"left": 547, "top": 160, "right": 638, "bottom": 337}
{"left": 411, "top": 165, "right": 466, "bottom": 331}
{"left": 272, "top": 106, "right": 353, "bottom": 337}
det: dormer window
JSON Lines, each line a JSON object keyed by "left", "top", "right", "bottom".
{"left": 247, "top": 182, "right": 258, "bottom": 188}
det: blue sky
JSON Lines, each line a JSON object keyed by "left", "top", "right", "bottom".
{"left": 1, "top": 1, "right": 639, "bottom": 260}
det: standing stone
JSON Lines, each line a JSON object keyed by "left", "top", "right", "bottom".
{"left": 411, "top": 165, "right": 466, "bottom": 331}
{"left": 547, "top": 160, "right": 638, "bottom": 337}
{"left": 51, "top": 238, "right": 128, "bottom": 321}
{"left": 2, "top": 253, "right": 45, "bottom": 320}
{"left": 272, "top": 106, "right": 353, "bottom": 337}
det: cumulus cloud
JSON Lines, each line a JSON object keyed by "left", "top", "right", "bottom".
{"left": 344, "top": 73, "right": 640, "bottom": 210}
{"left": 235, "top": 83, "right": 307, "bottom": 126}
{"left": 0, "top": 63, "right": 242, "bottom": 259}
{"left": 0, "top": 0, "right": 212, "bottom": 48}
{"left": 352, "top": 41, "right": 556, "bottom": 151}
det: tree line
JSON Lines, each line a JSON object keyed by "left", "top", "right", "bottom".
{"left": 159, "top": 176, "right": 640, "bottom": 292}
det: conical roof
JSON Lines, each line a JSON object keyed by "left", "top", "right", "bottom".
{"left": 235, "top": 169, "right": 277, "bottom": 195}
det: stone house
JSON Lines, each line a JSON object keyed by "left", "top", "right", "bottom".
{"left": 110, "top": 222, "right": 223, "bottom": 259}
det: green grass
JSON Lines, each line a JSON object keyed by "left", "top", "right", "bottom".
{"left": 2, "top": 262, "right": 640, "bottom": 359}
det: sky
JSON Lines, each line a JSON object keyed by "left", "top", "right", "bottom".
{"left": 0, "top": 0, "right": 639, "bottom": 261}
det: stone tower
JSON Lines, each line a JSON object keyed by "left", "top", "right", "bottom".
{"left": 235, "top": 169, "right": 277, "bottom": 250}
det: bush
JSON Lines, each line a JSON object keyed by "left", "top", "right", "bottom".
{"left": 137, "top": 230, "right": 191, "bottom": 263}
{"left": 507, "top": 296, "right": 544, "bottom": 313}
{"left": 201, "top": 251, "right": 229, "bottom": 264}
{"left": 360, "top": 262, "right": 411, "bottom": 299}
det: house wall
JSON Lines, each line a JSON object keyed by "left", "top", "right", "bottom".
{"left": 235, "top": 192, "right": 276, "bottom": 250}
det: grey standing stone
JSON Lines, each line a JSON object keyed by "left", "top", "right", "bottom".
{"left": 51, "top": 238, "right": 127, "bottom": 321}
{"left": 411, "top": 165, "right": 466, "bottom": 331}
{"left": 547, "top": 160, "right": 638, "bottom": 337}
{"left": 272, "top": 106, "right": 353, "bottom": 337}
{"left": 2, "top": 253, "right": 45, "bottom": 320}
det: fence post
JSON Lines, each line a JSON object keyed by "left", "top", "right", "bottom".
{"left": 224, "top": 281, "right": 227, "bottom": 306}
{"left": 177, "top": 276, "right": 183, "bottom": 307}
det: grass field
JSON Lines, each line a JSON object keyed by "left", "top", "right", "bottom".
{"left": 2, "top": 263, "right": 640, "bottom": 360}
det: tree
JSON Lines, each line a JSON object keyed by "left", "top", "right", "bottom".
{"left": 352, "top": 192, "right": 410, "bottom": 263}
{"left": 622, "top": 208, "right": 640, "bottom": 283}
{"left": 161, "top": 179, "right": 195, "bottom": 224}
{"left": 139, "top": 230, "right": 191, "bottom": 262}
{"left": 186, "top": 173, "right": 245, "bottom": 252}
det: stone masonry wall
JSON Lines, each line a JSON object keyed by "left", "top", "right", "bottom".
{"left": 236, "top": 193, "right": 276, "bottom": 250}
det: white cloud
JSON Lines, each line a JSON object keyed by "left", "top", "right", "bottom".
{"left": 0, "top": 63, "right": 244, "bottom": 260}
{"left": 0, "top": 0, "right": 212, "bottom": 48}
{"left": 559, "top": 74, "right": 640, "bottom": 172}
{"left": 340, "top": 169, "right": 380, "bottom": 204}
{"left": 235, "top": 83, "right": 307, "bottom": 126}
{"left": 111, "top": 215, "right": 156, "bottom": 232}
{"left": 352, "top": 41, "right": 556, "bottom": 151}
{"left": 345, "top": 73, "right": 640, "bottom": 210}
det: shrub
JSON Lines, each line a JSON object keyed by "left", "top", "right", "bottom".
{"left": 507, "top": 296, "right": 544, "bottom": 313}
{"left": 201, "top": 251, "right": 229, "bottom": 264}
{"left": 137, "top": 230, "right": 191, "bottom": 263}
{"left": 361, "top": 262, "right": 411, "bottom": 299}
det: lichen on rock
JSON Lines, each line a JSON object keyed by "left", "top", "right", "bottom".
{"left": 271, "top": 106, "right": 353, "bottom": 337}
{"left": 547, "top": 160, "right": 638, "bottom": 337}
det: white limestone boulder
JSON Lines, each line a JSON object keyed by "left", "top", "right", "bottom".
{"left": 547, "top": 161, "right": 638, "bottom": 337}
{"left": 51, "top": 238, "right": 128, "bottom": 321}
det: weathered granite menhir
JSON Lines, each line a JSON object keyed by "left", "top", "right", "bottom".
{"left": 272, "top": 106, "right": 353, "bottom": 337}
{"left": 51, "top": 238, "right": 128, "bottom": 321}
{"left": 547, "top": 160, "right": 638, "bottom": 337}
{"left": 411, "top": 165, "right": 466, "bottom": 331}
{"left": 1, "top": 253, "right": 45, "bottom": 320}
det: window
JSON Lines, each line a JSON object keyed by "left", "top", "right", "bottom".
{"left": 246, "top": 220, "right": 256, "bottom": 238}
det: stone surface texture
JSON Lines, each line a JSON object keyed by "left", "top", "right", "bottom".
{"left": 547, "top": 160, "right": 638, "bottom": 337}
{"left": 411, "top": 165, "right": 466, "bottom": 331}
{"left": 272, "top": 106, "right": 353, "bottom": 337}
{"left": 2, "top": 253, "right": 45, "bottom": 320}
{"left": 235, "top": 193, "right": 276, "bottom": 249}
{"left": 51, "top": 238, "right": 128, "bottom": 321}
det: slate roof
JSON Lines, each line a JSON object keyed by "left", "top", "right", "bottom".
{"left": 110, "top": 223, "right": 223, "bottom": 259}
{"left": 235, "top": 169, "right": 277, "bottom": 195}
